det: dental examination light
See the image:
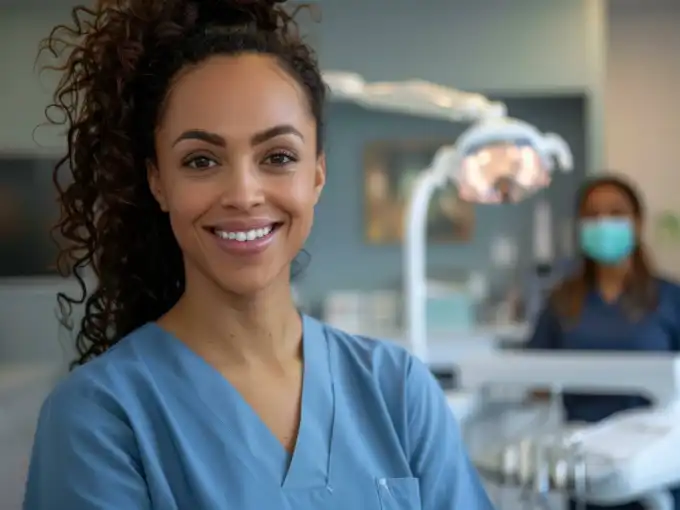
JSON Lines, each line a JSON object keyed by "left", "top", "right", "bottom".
{"left": 323, "top": 70, "right": 574, "bottom": 362}
{"left": 405, "top": 118, "right": 573, "bottom": 361}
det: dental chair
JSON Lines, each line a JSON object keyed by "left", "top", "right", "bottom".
{"left": 454, "top": 351, "right": 680, "bottom": 510}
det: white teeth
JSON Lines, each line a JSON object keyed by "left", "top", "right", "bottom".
{"left": 214, "top": 225, "right": 274, "bottom": 242}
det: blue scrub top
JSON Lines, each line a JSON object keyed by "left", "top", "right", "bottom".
{"left": 527, "top": 278, "right": 680, "bottom": 423}
{"left": 23, "top": 315, "right": 494, "bottom": 510}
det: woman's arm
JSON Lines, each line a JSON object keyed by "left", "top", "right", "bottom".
{"left": 526, "top": 305, "right": 562, "bottom": 350}
{"left": 23, "top": 384, "right": 152, "bottom": 510}
{"left": 405, "top": 356, "right": 495, "bottom": 510}
{"left": 525, "top": 306, "right": 563, "bottom": 399}
{"left": 667, "top": 281, "right": 680, "bottom": 352}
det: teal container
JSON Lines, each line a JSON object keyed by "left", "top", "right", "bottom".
{"left": 426, "top": 291, "right": 474, "bottom": 332}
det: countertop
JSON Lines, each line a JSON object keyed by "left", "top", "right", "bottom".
{"left": 325, "top": 322, "right": 530, "bottom": 368}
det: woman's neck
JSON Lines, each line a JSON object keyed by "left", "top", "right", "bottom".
{"left": 594, "top": 258, "right": 631, "bottom": 299}
{"left": 160, "top": 268, "right": 302, "bottom": 369}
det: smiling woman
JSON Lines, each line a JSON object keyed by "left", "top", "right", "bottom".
{"left": 23, "top": 1, "right": 495, "bottom": 510}
{"left": 164, "top": 121, "right": 308, "bottom": 261}
{"left": 146, "top": 52, "right": 323, "bottom": 298}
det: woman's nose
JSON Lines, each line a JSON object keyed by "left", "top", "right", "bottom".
{"left": 218, "top": 163, "right": 265, "bottom": 211}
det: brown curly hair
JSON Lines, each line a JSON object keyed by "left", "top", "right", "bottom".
{"left": 40, "top": 0, "right": 326, "bottom": 367}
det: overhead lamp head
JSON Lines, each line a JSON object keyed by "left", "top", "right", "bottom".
{"left": 445, "top": 117, "right": 574, "bottom": 204}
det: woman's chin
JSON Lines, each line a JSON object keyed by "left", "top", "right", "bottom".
{"left": 212, "top": 266, "right": 289, "bottom": 299}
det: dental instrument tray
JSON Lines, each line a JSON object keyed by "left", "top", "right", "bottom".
{"left": 471, "top": 404, "right": 680, "bottom": 506}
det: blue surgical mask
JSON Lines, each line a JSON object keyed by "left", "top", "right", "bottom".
{"left": 579, "top": 218, "right": 635, "bottom": 264}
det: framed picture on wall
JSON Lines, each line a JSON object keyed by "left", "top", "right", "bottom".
{"left": 363, "top": 140, "right": 475, "bottom": 245}
{"left": 0, "top": 156, "right": 66, "bottom": 277}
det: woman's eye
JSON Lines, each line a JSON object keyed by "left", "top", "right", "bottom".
{"left": 264, "top": 152, "right": 297, "bottom": 166}
{"left": 185, "top": 156, "right": 217, "bottom": 170}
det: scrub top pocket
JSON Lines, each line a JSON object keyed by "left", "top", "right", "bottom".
{"left": 376, "top": 477, "right": 422, "bottom": 510}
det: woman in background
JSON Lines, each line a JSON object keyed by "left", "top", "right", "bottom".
{"left": 528, "top": 174, "right": 680, "bottom": 510}
{"left": 22, "top": 1, "right": 494, "bottom": 509}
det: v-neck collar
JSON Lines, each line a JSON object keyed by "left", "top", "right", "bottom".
{"left": 283, "top": 316, "right": 335, "bottom": 489}
{"left": 143, "top": 314, "right": 336, "bottom": 490}
{"left": 590, "top": 289, "right": 621, "bottom": 307}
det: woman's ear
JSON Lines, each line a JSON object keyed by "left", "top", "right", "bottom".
{"left": 147, "top": 161, "right": 168, "bottom": 212}
{"left": 313, "top": 153, "right": 326, "bottom": 204}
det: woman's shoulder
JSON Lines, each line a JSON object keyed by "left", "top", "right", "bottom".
{"left": 655, "top": 276, "right": 680, "bottom": 303}
{"left": 313, "top": 318, "right": 435, "bottom": 430}
{"left": 312, "top": 317, "right": 434, "bottom": 412}
{"left": 657, "top": 276, "right": 680, "bottom": 291}
{"left": 42, "top": 324, "right": 159, "bottom": 423}
{"left": 314, "top": 317, "right": 414, "bottom": 378}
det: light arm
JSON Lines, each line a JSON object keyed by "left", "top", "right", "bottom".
{"left": 403, "top": 153, "right": 452, "bottom": 361}
{"left": 542, "top": 133, "right": 573, "bottom": 171}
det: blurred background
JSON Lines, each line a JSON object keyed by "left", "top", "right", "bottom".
{"left": 0, "top": 0, "right": 678, "bottom": 508}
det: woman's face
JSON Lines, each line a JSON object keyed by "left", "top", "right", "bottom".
{"left": 148, "top": 54, "right": 325, "bottom": 296}
{"left": 580, "top": 184, "right": 639, "bottom": 230}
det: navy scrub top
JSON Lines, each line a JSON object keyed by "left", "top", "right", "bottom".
{"left": 527, "top": 278, "right": 680, "bottom": 423}
{"left": 24, "top": 315, "right": 494, "bottom": 510}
